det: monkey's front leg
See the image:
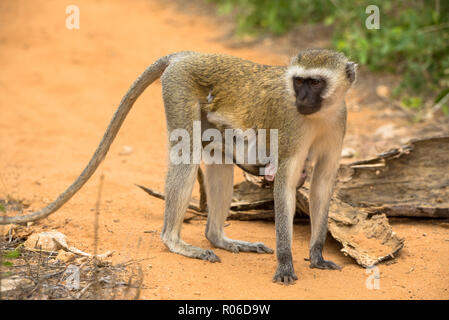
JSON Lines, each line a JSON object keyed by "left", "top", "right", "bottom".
{"left": 308, "top": 153, "right": 342, "bottom": 270}
{"left": 272, "top": 160, "right": 299, "bottom": 285}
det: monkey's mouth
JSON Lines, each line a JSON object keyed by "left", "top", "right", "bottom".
{"left": 296, "top": 104, "right": 321, "bottom": 115}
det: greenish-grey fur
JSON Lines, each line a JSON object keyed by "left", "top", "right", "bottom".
{"left": 0, "top": 49, "right": 355, "bottom": 287}
{"left": 293, "top": 48, "right": 349, "bottom": 69}
{"left": 162, "top": 51, "right": 350, "bottom": 159}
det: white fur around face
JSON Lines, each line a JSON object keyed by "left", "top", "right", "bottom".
{"left": 285, "top": 66, "right": 340, "bottom": 100}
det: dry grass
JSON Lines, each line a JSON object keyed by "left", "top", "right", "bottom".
{"left": 0, "top": 238, "right": 144, "bottom": 299}
{"left": 0, "top": 176, "right": 145, "bottom": 300}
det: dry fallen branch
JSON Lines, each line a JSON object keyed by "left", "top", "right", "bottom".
{"left": 136, "top": 184, "right": 202, "bottom": 212}
{"left": 53, "top": 238, "right": 114, "bottom": 260}
{"left": 23, "top": 230, "right": 113, "bottom": 259}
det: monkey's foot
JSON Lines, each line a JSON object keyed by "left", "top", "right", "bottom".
{"left": 163, "top": 237, "right": 221, "bottom": 262}
{"left": 309, "top": 244, "right": 342, "bottom": 270}
{"left": 272, "top": 264, "right": 298, "bottom": 285}
{"left": 199, "top": 249, "right": 221, "bottom": 263}
{"left": 209, "top": 237, "right": 274, "bottom": 254}
{"left": 309, "top": 259, "right": 342, "bottom": 270}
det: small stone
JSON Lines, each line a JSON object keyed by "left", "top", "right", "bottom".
{"left": 351, "top": 104, "right": 361, "bottom": 112}
{"left": 376, "top": 85, "right": 390, "bottom": 98}
{"left": 0, "top": 277, "right": 33, "bottom": 293}
{"left": 75, "top": 257, "right": 88, "bottom": 264}
{"left": 341, "top": 147, "right": 356, "bottom": 158}
{"left": 400, "top": 137, "right": 412, "bottom": 145}
{"left": 56, "top": 250, "right": 76, "bottom": 263}
{"left": 375, "top": 124, "right": 396, "bottom": 139}
{"left": 2, "top": 224, "right": 33, "bottom": 238}
{"left": 62, "top": 265, "right": 81, "bottom": 290}
{"left": 438, "top": 222, "right": 449, "bottom": 229}
{"left": 1, "top": 224, "right": 14, "bottom": 237}
{"left": 118, "top": 146, "right": 133, "bottom": 156}
{"left": 24, "top": 230, "right": 68, "bottom": 252}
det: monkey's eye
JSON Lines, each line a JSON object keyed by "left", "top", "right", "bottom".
{"left": 310, "top": 78, "right": 321, "bottom": 86}
{"left": 294, "top": 77, "right": 303, "bottom": 86}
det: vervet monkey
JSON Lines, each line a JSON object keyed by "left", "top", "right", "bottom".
{"left": 1, "top": 49, "right": 356, "bottom": 285}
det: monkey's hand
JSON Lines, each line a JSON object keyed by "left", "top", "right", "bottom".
{"left": 272, "top": 263, "right": 298, "bottom": 285}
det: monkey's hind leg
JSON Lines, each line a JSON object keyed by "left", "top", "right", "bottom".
{"left": 161, "top": 163, "right": 220, "bottom": 262}
{"left": 204, "top": 164, "right": 273, "bottom": 254}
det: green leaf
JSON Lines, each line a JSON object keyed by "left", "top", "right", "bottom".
{"left": 217, "top": 2, "right": 233, "bottom": 15}
{"left": 324, "top": 16, "right": 334, "bottom": 26}
{"left": 435, "top": 88, "right": 449, "bottom": 103}
{"left": 4, "top": 250, "right": 21, "bottom": 259}
{"left": 2, "top": 261, "right": 13, "bottom": 267}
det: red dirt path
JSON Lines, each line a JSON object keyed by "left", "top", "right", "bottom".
{"left": 0, "top": 0, "right": 448, "bottom": 299}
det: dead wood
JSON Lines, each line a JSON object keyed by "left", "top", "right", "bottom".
{"left": 136, "top": 184, "right": 202, "bottom": 212}
{"left": 296, "top": 187, "right": 404, "bottom": 267}
{"left": 136, "top": 136, "right": 449, "bottom": 267}
{"left": 336, "top": 136, "right": 449, "bottom": 219}
{"left": 228, "top": 210, "right": 275, "bottom": 221}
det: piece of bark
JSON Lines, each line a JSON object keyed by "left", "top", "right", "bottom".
{"left": 228, "top": 210, "right": 275, "bottom": 221}
{"left": 296, "top": 187, "right": 404, "bottom": 267}
{"left": 231, "top": 180, "right": 274, "bottom": 210}
{"left": 241, "top": 136, "right": 449, "bottom": 219}
{"left": 329, "top": 211, "right": 404, "bottom": 267}
{"left": 336, "top": 136, "right": 449, "bottom": 218}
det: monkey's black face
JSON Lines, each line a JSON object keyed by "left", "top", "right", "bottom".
{"left": 293, "top": 77, "right": 326, "bottom": 115}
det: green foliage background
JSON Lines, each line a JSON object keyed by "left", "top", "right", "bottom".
{"left": 209, "top": 0, "right": 449, "bottom": 110}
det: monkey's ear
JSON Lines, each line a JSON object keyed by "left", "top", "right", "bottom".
{"left": 345, "top": 62, "right": 357, "bottom": 84}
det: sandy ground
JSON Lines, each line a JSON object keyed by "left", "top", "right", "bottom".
{"left": 1, "top": 0, "right": 448, "bottom": 299}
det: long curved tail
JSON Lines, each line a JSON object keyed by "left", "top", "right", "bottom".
{"left": 1, "top": 55, "right": 171, "bottom": 224}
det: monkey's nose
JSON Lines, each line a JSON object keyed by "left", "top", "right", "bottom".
{"left": 300, "top": 99, "right": 310, "bottom": 106}
{"left": 297, "top": 91, "right": 307, "bottom": 101}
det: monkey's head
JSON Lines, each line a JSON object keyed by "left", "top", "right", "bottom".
{"left": 286, "top": 49, "right": 357, "bottom": 115}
